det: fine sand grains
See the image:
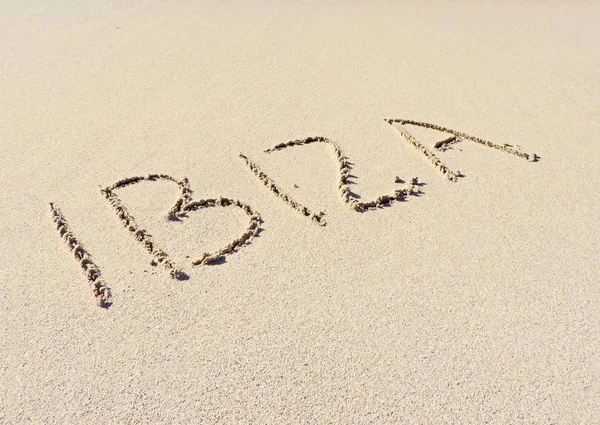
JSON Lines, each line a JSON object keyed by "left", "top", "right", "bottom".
{"left": 101, "top": 173, "right": 261, "bottom": 270}
{"left": 49, "top": 203, "right": 112, "bottom": 308}
{"left": 240, "top": 136, "right": 420, "bottom": 224}
{"left": 386, "top": 119, "right": 537, "bottom": 181}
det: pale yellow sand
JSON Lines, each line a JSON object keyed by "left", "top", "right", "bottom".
{"left": 2, "top": 1, "right": 600, "bottom": 423}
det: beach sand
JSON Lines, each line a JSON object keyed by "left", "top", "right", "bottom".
{"left": 2, "top": 1, "right": 600, "bottom": 423}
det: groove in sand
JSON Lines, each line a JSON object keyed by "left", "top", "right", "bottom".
{"left": 239, "top": 153, "right": 327, "bottom": 225}
{"left": 386, "top": 118, "right": 537, "bottom": 181}
{"left": 49, "top": 202, "right": 112, "bottom": 308}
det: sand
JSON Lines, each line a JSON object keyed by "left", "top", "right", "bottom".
{"left": 2, "top": 1, "right": 600, "bottom": 423}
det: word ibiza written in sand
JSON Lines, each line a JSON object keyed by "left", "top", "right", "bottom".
{"left": 49, "top": 119, "right": 537, "bottom": 308}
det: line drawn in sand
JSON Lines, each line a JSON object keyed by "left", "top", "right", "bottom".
{"left": 49, "top": 203, "right": 112, "bottom": 308}
{"left": 239, "top": 153, "right": 328, "bottom": 225}
{"left": 385, "top": 119, "right": 538, "bottom": 181}
{"left": 101, "top": 173, "right": 262, "bottom": 278}
{"left": 240, "top": 136, "right": 421, "bottom": 225}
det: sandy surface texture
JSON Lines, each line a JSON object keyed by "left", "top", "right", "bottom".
{"left": 2, "top": 1, "right": 600, "bottom": 423}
